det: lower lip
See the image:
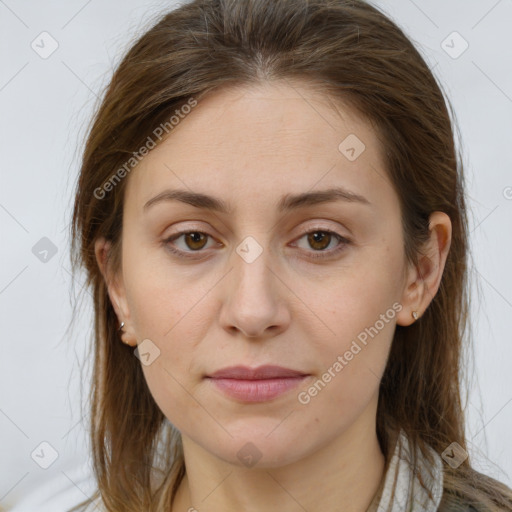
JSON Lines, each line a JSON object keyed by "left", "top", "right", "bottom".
{"left": 207, "top": 376, "right": 309, "bottom": 402}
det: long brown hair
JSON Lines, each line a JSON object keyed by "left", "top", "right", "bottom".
{"left": 70, "top": 0, "right": 512, "bottom": 510}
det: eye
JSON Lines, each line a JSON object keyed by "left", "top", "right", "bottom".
{"left": 163, "top": 230, "right": 218, "bottom": 259}
{"left": 163, "top": 227, "right": 351, "bottom": 261}
{"left": 292, "top": 228, "right": 351, "bottom": 260}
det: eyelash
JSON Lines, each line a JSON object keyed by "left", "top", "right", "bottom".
{"left": 162, "top": 227, "right": 351, "bottom": 261}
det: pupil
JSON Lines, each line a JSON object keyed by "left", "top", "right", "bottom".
{"left": 186, "top": 232, "right": 205, "bottom": 250}
{"left": 309, "top": 231, "right": 330, "bottom": 250}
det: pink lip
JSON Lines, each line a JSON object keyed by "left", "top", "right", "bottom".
{"left": 206, "top": 365, "right": 310, "bottom": 402}
{"left": 208, "top": 365, "right": 308, "bottom": 379}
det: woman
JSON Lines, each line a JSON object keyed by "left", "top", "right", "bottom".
{"left": 69, "top": 0, "right": 512, "bottom": 510}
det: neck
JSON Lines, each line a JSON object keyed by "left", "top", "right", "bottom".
{"left": 171, "top": 396, "right": 385, "bottom": 512}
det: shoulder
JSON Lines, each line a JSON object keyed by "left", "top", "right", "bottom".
{"left": 438, "top": 504, "right": 480, "bottom": 512}
{"left": 438, "top": 499, "right": 482, "bottom": 512}
{"left": 438, "top": 491, "right": 482, "bottom": 512}
{"left": 438, "top": 469, "right": 512, "bottom": 511}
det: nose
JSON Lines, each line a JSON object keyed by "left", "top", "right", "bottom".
{"left": 218, "top": 242, "right": 291, "bottom": 339}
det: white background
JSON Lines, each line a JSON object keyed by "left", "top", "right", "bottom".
{"left": 1, "top": 0, "right": 511, "bottom": 509}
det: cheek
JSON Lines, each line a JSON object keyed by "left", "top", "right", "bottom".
{"left": 122, "top": 238, "right": 206, "bottom": 337}
{"left": 309, "top": 251, "right": 401, "bottom": 401}
{"left": 142, "top": 361, "right": 208, "bottom": 436}
{"left": 127, "top": 277, "right": 212, "bottom": 431}
{"left": 321, "top": 259, "right": 401, "bottom": 344}
{"left": 315, "top": 313, "right": 395, "bottom": 396}
{"left": 295, "top": 314, "right": 395, "bottom": 435}
{"left": 121, "top": 250, "right": 216, "bottom": 394}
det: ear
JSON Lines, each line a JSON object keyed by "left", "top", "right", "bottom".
{"left": 396, "top": 211, "right": 452, "bottom": 326}
{"left": 94, "top": 237, "right": 138, "bottom": 346}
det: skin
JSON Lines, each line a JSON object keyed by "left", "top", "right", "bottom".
{"left": 95, "top": 79, "right": 451, "bottom": 512}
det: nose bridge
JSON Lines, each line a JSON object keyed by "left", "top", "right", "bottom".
{"left": 232, "top": 233, "right": 276, "bottom": 306}
{"left": 219, "top": 233, "right": 288, "bottom": 337}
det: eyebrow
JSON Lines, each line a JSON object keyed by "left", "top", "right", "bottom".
{"left": 143, "top": 186, "right": 371, "bottom": 213}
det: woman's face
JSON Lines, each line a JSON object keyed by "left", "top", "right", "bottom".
{"left": 104, "top": 80, "right": 418, "bottom": 468}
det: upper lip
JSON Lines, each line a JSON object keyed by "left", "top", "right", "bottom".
{"left": 207, "top": 365, "right": 309, "bottom": 380}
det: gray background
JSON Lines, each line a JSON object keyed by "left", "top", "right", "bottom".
{"left": 1, "top": 0, "right": 511, "bottom": 508}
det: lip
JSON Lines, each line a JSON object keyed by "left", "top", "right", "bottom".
{"left": 205, "top": 365, "right": 310, "bottom": 403}
{"left": 207, "top": 365, "right": 309, "bottom": 379}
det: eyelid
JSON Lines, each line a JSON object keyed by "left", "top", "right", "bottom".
{"left": 162, "top": 227, "right": 220, "bottom": 259}
{"left": 291, "top": 225, "right": 351, "bottom": 259}
{"left": 162, "top": 222, "right": 352, "bottom": 261}
{"left": 294, "top": 223, "right": 351, "bottom": 240}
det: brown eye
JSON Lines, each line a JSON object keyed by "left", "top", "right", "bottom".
{"left": 293, "top": 228, "right": 351, "bottom": 261}
{"left": 183, "top": 232, "right": 208, "bottom": 250}
{"left": 164, "top": 227, "right": 350, "bottom": 261}
{"left": 307, "top": 231, "right": 332, "bottom": 251}
{"left": 163, "top": 230, "right": 215, "bottom": 259}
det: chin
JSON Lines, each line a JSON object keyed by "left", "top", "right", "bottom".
{"left": 202, "top": 427, "right": 314, "bottom": 469}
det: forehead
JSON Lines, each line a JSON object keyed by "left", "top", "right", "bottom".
{"left": 126, "top": 80, "right": 394, "bottom": 213}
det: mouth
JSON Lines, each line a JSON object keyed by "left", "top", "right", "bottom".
{"left": 205, "top": 365, "right": 311, "bottom": 402}
{"left": 207, "top": 364, "right": 309, "bottom": 380}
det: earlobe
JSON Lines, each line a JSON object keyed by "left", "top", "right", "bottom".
{"left": 395, "top": 263, "right": 424, "bottom": 327}
{"left": 396, "top": 211, "right": 452, "bottom": 327}
{"left": 118, "top": 321, "right": 138, "bottom": 347}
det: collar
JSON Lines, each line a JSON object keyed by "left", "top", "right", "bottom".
{"left": 366, "top": 429, "right": 444, "bottom": 512}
